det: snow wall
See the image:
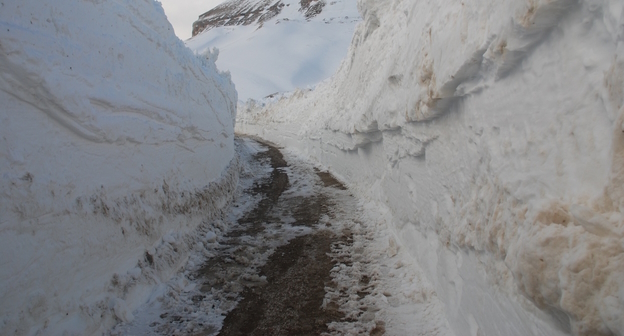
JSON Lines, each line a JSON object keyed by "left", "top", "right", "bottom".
{"left": 0, "top": 1, "right": 237, "bottom": 334}
{"left": 237, "top": 0, "right": 624, "bottom": 335}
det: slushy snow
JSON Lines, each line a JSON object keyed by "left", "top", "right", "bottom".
{"left": 0, "top": 0, "right": 237, "bottom": 334}
{"left": 236, "top": 0, "right": 624, "bottom": 335}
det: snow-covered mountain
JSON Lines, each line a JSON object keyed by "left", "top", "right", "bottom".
{"left": 192, "top": 0, "right": 329, "bottom": 35}
{"left": 237, "top": 0, "right": 624, "bottom": 335}
{"left": 186, "top": 0, "right": 360, "bottom": 101}
{"left": 0, "top": 1, "right": 237, "bottom": 334}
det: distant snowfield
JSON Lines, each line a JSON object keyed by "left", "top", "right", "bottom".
{"left": 237, "top": 0, "right": 624, "bottom": 335}
{"left": 0, "top": 0, "right": 237, "bottom": 334}
{"left": 186, "top": 0, "right": 360, "bottom": 101}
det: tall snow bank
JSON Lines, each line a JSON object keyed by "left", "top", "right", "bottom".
{"left": 0, "top": 0, "right": 237, "bottom": 334}
{"left": 238, "top": 0, "right": 624, "bottom": 335}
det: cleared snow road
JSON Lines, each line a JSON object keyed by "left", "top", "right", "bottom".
{"left": 111, "top": 137, "right": 452, "bottom": 336}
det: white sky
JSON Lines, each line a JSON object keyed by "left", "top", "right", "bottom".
{"left": 159, "top": 0, "right": 223, "bottom": 40}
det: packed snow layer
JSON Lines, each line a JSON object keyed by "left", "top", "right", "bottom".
{"left": 186, "top": 0, "right": 360, "bottom": 101}
{"left": 0, "top": 0, "right": 237, "bottom": 334}
{"left": 237, "top": 0, "right": 624, "bottom": 335}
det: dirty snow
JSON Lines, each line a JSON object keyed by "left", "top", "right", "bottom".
{"left": 237, "top": 0, "right": 624, "bottom": 335}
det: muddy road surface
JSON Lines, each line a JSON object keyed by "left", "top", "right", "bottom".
{"left": 112, "top": 137, "right": 451, "bottom": 336}
{"left": 208, "top": 141, "right": 346, "bottom": 335}
{"left": 113, "top": 137, "right": 384, "bottom": 335}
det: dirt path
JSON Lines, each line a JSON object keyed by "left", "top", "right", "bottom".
{"left": 112, "top": 137, "right": 376, "bottom": 335}
{"left": 217, "top": 143, "right": 345, "bottom": 335}
{"left": 112, "top": 137, "right": 452, "bottom": 336}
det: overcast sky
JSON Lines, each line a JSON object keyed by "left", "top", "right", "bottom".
{"left": 159, "top": 0, "right": 223, "bottom": 40}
